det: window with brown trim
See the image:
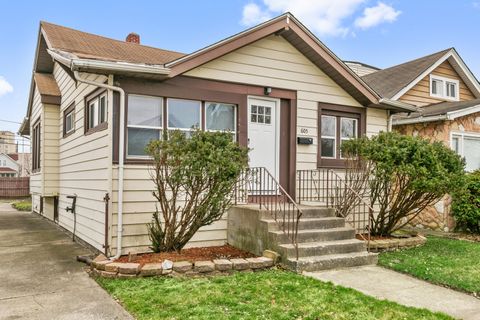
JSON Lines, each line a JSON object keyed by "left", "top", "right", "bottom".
{"left": 32, "top": 120, "right": 41, "bottom": 172}
{"left": 63, "top": 103, "right": 75, "bottom": 137}
{"left": 318, "top": 104, "right": 365, "bottom": 168}
{"left": 85, "top": 91, "right": 107, "bottom": 134}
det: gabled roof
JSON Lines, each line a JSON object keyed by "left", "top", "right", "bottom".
{"left": 393, "top": 98, "right": 480, "bottom": 125}
{"left": 41, "top": 21, "right": 185, "bottom": 65}
{"left": 7, "top": 153, "right": 19, "bottom": 161}
{"left": 362, "top": 49, "right": 451, "bottom": 99}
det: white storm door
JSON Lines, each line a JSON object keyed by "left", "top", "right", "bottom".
{"left": 247, "top": 97, "right": 279, "bottom": 181}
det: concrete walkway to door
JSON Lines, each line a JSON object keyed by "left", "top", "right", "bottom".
{"left": 0, "top": 201, "right": 133, "bottom": 320}
{"left": 306, "top": 265, "right": 480, "bottom": 320}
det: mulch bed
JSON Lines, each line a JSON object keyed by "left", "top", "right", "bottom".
{"left": 356, "top": 234, "right": 392, "bottom": 241}
{"left": 117, "top": 245, "right": 256, "bottom": 266}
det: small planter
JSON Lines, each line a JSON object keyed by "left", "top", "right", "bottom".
{"left": 90, "top": 256, "right": 275, "bottom": 278}
{"left": 367, "top": 235, "right": 427, "bottom": 252}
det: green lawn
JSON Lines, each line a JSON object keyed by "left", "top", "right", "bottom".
{"left": 96, "top": 270, "right": 451, "bottom": 320}
{"left": 379, "top": 236, "right": 480, "bottom": 295}
{"left": 11, "top": 199, "right": 31, "bottom": 211}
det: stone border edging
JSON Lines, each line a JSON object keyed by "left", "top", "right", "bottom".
{"left": 90, "top": 256, "right": 275, "bottom": 278}
{"left": 368, "top": 235, "right": 427, "bottom": 252}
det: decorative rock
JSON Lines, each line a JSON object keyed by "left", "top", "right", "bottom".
{"left": 262, "top": 250, "right": 280, "bottom": 263}
{"left": 100, "top": 271, "right": 117, "bottom": 278}
{"left": 162, "top": 268, "right": 172, "bottom": 275}
{"left": 173, "top": 261, "right": 193, "bottom": 273}
{"left": 257, "top": 256, "right": 274, "bottom": 267}
{"left": 93, "top": 260, "right": 111, "bottom": 271}
{"left": 93, "top": 254, "right": 108, "bottom": 263}
{"left": 230, "top": 258, "right": 249, "bottom": 270}
{"left": 245, "top": 257, "right": 266, "bottom": 269}
{"left": 117, "top": 273, "right": 137, "bottom": 279}
{"left": 194, "top": 261, "right": 215, "bottom": 273}
{"left": 162, "top": 259, "right": 173, "bottom": 270}
{"left": 213, "top": 259, "right": 232, "bottom": 271}
{"left": 118, "top": 263, "right": 140, "bottom": 275}
{"left": 140, "top": 263, "right": 163, "bottom": 276}
{"left": 105, "top": 262, "right": 123, "bottom": 273}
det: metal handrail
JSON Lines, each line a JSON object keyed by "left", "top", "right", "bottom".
{"left": 234, "top": 167, "right": 303, "bottom": 260}
{"left": 328, "top": 169, "right": 374, "bottom": 251}
{"left": 296, "top": 168, "right": 374, "bottom": 251}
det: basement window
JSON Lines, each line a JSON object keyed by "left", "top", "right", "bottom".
{"left": 430, "top": 75, "right": 459, "bottom": 101}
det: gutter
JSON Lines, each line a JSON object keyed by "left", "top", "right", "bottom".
{"left": 392, "top": 114, "right": 447, "bottom": 125}
{"left": 379, "top": 98, "right": 419, "bottom": 112}
{"left": 48, "top": 49, "right": 170, "bottom": 76}
{"left": 73, "top": 70, "right": 126, "bottom": 260}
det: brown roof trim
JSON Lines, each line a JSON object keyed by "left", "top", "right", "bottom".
{"left": 166, "top": 13, "right": 379, "bottom": 105}
{"left": 34, "top": 73, "right": 61, "bottom": 105}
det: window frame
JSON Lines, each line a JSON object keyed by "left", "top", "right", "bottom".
{"left": 450, "top": 131, "right": 480, "bottom": 172}
{"left": 317, "top": 103, "right": 365, "bottom": 168}
{"left": 63, "top": 102, "right": 75, "bottom": 138}
{"left": 32, "top": 119, "right": 41, "bottom": 173}
{"left": 430, "top": 75, "right": 459, "bottom": 101}
{"left": 85, "top": 89, "right": 108, "bottom": 134}
{"left": 204, "top": 101, "right": 238, "bottom": 141}
{"left": 126, "top": 94, "right": 164, "bottom": 159}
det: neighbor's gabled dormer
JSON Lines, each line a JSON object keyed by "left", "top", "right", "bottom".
{"left": 362, "top": 48, "right": 480, "bottom": 107}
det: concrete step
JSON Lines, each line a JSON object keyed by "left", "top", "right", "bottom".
{"left": 271, "top": 227, "right": 355, "bottom": 244}
{"left": 259, "top": 207, "right": 335, "bottom": 220}
{"left": 289, "top": 251, "right": 378, "bottom": 272}
{"left": 278, "top": 239, "right": 366, "bottom": 258}
{"left": 262, "top": 217, "right": 345, "bottom": 231}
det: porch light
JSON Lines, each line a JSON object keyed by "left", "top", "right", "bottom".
{"left": 264, "top": 87, "right": 272, "bottom": 95}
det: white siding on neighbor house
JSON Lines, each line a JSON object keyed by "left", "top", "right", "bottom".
{"left": 52, "top": 63, "right": 111, "bottom": 252}
{"left": 43, "top": 104, "right": 60, "bottom": 195}
{"left": 109, "top": 35, "right": 389, "bottom": 255}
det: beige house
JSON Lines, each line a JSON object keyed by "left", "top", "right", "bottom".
{"left": 0, "top": 131, "right": 17, "bottom": 154}
{"left": 360, "top": 48, "right": 480, "bottom": 231}
{"left": 20, "top": 13, "right": 415, "bottom": 267}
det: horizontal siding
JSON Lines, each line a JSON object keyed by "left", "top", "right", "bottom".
{"left": 399, "top": 60, "right": 476, "bottom": 107}
{"left": 43, "top": 104, "right": 59, "bottom": 195}
{"left": 111, "top": 165, "right": 227, "bottom": 254}
{"left": 51, "top": 63, "right": 111, "bottom": 252}
{"left": 30, "top": 87, "right": 42, "bottom": 196}
{"left": 185, "top": 35, "right": 370, "bottom": 172}
{"left": 366, "top": 108, "right": 388, "bottom": 137}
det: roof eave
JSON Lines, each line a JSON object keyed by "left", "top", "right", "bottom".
{"left": 392, "top": 114, "right": 448, "bottom": 125}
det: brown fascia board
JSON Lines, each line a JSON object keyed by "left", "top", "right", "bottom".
{"left": 167, "top": 13, "right": 379, "bottom": 106}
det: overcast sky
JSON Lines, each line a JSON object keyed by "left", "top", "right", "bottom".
{"left": 1, "top": 0, "right": 479, "bottom": 135}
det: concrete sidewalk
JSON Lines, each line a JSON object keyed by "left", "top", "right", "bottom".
{"left": 0, "top": 201, "right": 133, "bottom": 320}
{"left": 306, "top": 265, "right": 480, "bottom": 320}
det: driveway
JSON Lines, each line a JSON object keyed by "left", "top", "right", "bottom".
{"left": 0, "top": 201, "right": 133, "bottom": 320}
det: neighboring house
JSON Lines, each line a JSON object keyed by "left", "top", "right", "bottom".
{"left": 19, "top": 13, "right": 412, "bottom": 259}
{"left": 0, "top": 153, "right": 20, "bottom": 177}
{"left": 0, "top": 131, "right": 17, "bottom": 154}
{"left": 360, "top": 48, "right": 480, "bottom": 231}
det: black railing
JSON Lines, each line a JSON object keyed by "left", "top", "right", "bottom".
{"left": 234, "top": 167, "right": 303, "bottom": 260}
{"left": 297, "top": 169, "right": 374, "bottom": 250}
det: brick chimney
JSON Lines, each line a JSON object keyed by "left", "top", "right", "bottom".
{"left": 126, "top": 32, "right": 140, "bottom": 44}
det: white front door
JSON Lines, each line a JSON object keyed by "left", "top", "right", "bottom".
{"left": 247, "top": 97, "right": 279, "bottom": 180}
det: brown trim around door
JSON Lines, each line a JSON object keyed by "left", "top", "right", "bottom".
{"left": 317, "top": 103, "right": 366, "bottom": 168}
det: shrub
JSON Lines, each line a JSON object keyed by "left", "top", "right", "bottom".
{"left": 146, "top": 130, "right": 248, "bottom": 252}
{"left": 342, "top": 132, "right": 465, "bottom": 236}
{"left": 12, "top": 200, "right": 32, "bottom": 212}
{"left": 452, "top": 170, "right": 480, "bottom": 233}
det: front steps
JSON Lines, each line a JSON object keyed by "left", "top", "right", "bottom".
{"left": 227, "top": 205, "right": 377, "bottom": 272}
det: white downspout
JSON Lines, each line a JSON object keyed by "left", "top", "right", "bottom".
{"left": 73, "top": 71, "right": 126, "bottom": 260}
{"left": 387, "top": 110, "right": 393, "bottom": 132}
